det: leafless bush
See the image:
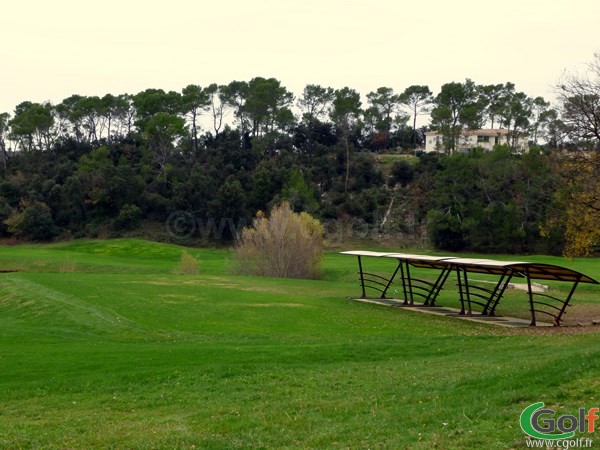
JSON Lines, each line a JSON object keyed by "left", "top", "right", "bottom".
{"left": 177, "top": 251, "right": 199, "bottom": 275}
{"left": 234, "top": 201, "right": 324, "bottom": 279}
{"left": 59, "top": 257, "right": 77, "bottom": 273}
{"left": 556, "top": 52, "right": 600, "bottom": 146}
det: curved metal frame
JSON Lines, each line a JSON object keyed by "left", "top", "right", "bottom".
{"left": 343, "top": 251, "right": 598, "bottom": 327}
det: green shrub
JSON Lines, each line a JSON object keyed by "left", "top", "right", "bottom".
{"left": 114, "top": 204, "right": 142, "bottom": 230}
{"left": 4, "top": 200, "right": 57, "bottom": 241}
{"left": 389, "top": 159, "right": 415, "bottom": 187}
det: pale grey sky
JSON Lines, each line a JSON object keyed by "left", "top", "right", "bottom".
{"left": 2, "top": 0, "right": 599, "bottom": 120}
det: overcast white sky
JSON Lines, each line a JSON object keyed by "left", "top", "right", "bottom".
{"left": 2, "top": 0, "right": 599, "bottom": 122}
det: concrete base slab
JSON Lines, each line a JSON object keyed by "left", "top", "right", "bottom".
{"left": 354, "top": 298, "right": 553, "bottom": 327}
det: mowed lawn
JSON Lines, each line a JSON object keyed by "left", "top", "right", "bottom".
{"left": 0, "top": 239, "right": 599, "bottom": 449}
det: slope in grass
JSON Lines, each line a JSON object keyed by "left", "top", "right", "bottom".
{"left": 0, "top": 239, "right": 599, "bottom": 448}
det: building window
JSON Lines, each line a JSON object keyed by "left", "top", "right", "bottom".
{"left": 494, "top": 136, "right": 499, "bottom": 145}
{"left": 477, "top": 135, "right": 490, "bottom": 143}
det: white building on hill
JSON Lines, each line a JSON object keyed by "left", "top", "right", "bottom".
{"left": 424, "top": 128, "right": 529, "bottom": 153}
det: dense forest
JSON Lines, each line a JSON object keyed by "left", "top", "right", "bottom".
{"left": 0, "top": 58, "right": 599, "bottom": 256}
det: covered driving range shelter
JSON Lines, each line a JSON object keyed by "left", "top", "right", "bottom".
{"left": 341, "top": 251, "right": 599, "bottom": 326}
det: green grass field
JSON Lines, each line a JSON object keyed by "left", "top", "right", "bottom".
{"left": 1, "top": 239, "right": 599, "bottom": 448}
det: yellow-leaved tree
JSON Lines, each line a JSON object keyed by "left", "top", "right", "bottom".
{"left": 552, "top": 152, "right": 600, "bottom": 257}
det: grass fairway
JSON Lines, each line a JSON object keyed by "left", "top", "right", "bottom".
{"left": 1, "top": 239, "right": 599, "bottom": 448}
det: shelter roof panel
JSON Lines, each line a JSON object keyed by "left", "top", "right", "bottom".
{"left": 513, "top": 264, "right": 598, "bottom": 284}
{"left": 339, "top": 250, "right": 393, "bottom": 257}
{"left": 340, "top": 251, "right": 599, "bottom": 284}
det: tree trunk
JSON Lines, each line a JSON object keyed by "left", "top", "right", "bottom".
{"left": 191, "top": 109, "right": 198, "bottom": 153}
{"left": 212, "top": 103, "right": 223, "bottom": 137}
{"left": 380, "top": 196, "right": 394, "bottom": 230}
{"left": 0, "top": 140, "right": 6, "bottom": 171}
{"left": 107, "top": 114, "right": 112, "bottom": 144}
{"left": 344, "top": 133, "right": 350, "bottom": 194}
{"left": 412, "top": 104, "right": 418, "bottom": 148}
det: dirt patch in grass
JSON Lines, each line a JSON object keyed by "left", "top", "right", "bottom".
{"left": 247, "top": 303, "right": 305, "bottom": 308}
{"left": 159, "top": 294, "right": 195, "bottom": 299}
{"left": 518, "top": 326, "right": 600, "bottom": 335}
{"left": 120, "top": 280, "right": 176, "bottom": 286}
{"left": 240, "top": 286, "right": 290, "bottom": 295}
{"left": 491, "top": 303, "right": 600, "bottom": 334}
{"left": 181, "top": 279, "right": 238, "bottom": 288}
{"left": 558, "top": 304, "right": 600, "bottom": 327}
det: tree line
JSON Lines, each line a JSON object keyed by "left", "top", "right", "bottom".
{"left": 0, "top": 77, "right": 560, "bottom": 157}
{"left": 0, "top": 56, "right": 598, "bottom": 255}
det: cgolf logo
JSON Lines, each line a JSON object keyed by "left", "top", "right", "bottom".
{"left": 520, "top": 402, "right": 598, "bottom": 440}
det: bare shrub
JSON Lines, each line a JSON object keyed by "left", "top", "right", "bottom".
{"left": 177, "top": 251, "right": 199, "bottom": 275}
{"left": 59, "top": 257, "right": 77, "bottom": 273}
{"left": 234, "top": 201, "right": 324, "bottom": 279}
